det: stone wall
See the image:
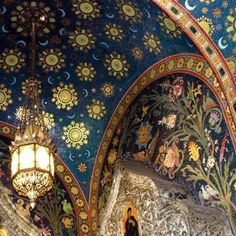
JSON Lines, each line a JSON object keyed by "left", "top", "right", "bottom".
{"left": 98, "top": 160, "right": 232, "bottom": 236}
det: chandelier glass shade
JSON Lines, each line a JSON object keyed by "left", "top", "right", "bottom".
{"left": 10, "top": 18, "right": 55, "bottom": 208}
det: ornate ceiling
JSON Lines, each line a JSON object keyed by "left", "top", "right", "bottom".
{"left": 0, "top": 0, "right": 235, "bottom": 234}
{"left": 0, "top": 0, "right": 200, "bottom": 199}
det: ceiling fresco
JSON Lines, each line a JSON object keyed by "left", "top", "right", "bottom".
{"left": 0, "top": 0, "right": 201, "bottom": 199}
{"left": 100, "top": 71, "right": 236, "bottom": 233}
{"left": 178, "top": 0, "right": 236, "bottom": 77}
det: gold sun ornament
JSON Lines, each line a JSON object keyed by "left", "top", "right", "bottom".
{"left": 143, "top": 33, "right": 162, "bottom": 55}
{"left": 100, "top": 83, "right": 115, "bottom": 97}
{"left": 39, "top": 49, "right": 66, "bottom": 72}
{"left": 117, "top": 0, "right": 142, "bottom": 23}
{"left": 75, "top": 62, "right": 96, "bottom": 81}
{"left": 69, "top": 28, "right": 96, "bottom": 52}
{"left": 158, "top": 12, "right": 182, "bottom": 38}
{"left": 87, "top": 99, "right": 106, "bottom": 120}
{"left": 105, "top": 52, "right": 129, "bottom": 79}
{"left": 78, "top": 163, "right": 87, "bottom": 173}
{"left": 104, "top": 24, "right": 124, "bottom": 41}
{"left": 0, "top": 49, "right": 25, "bottom": 73}
{"left": 197, "top": 16, "right": 215, "bottom": 36}
{"left": 132, "top": 47, "right": 143, "bottom": 60}
{"left": 52, "top": 82, "right": 78, "bottom": 111}
{"left": 72, "top": 0, "right": 101, "bottom": 20}
{"left": 62, "top": 121, "right": 89, "bottom": 149}
{"left": 0, "top": 84, "right": 13, "bottom": 111}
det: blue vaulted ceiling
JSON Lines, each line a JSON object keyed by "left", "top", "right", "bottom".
{"left": 0, "top": 0, "right": 201, "bottom": 199}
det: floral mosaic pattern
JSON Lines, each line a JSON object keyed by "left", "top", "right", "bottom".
{"left": 99, "top": 74, "right": 236, "bottom": 233}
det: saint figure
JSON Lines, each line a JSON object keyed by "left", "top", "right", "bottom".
{"left": 124, "top": 207, "right": 139, "bottom": 236}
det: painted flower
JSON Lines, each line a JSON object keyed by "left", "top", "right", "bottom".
{"left": 76, "top": 62, "right": 96, "bottom": 81}
{"left": 72, "top": 0, "right": 101, "bottom": 20}
{"left": 158, "top": 114, "right": 177, "bottom": 129}
{"left": 197, "top": 16, "right": 214, "bottom": 36}
{"left": 79, "top": 211, "right": 88, "bottom": 220}
{"left": 52, "top": 82, "right": 78, "bottom": 110}
{"left": 56, "top": 164, "right": 64, "bottom": 173}
{"left": 213, "top": 8, "right": 222, "bottom": 18}
{"left": 207, "top": 156, "right": 215, "bottom": 169}
{"left": 136, "top": 123, "right": 152, "bottom": 148}
{"left": 76, "top": 198, "right": 84, "bottom": 207}
{"left": 39, "top": 49, "right": 65, "bottom": 72}
{"left": 64, "top": 175, "right": 72, "bottom": 184}
{"left": 87, "top": 99, "right": 106, "bottom": 120}
{"left": 226, "top": 10, "right": 236, "bottom": 41}
{"left": 188, "top": 141, "right": 200, "bottom": 161}
{"left": 208, "top": 110, "right": 220, "bottom": 127}
{"left": 112, "top": 137, "right": 119, "bottom": 146}
{"left": 143, "top": 33, "right": 162, "bottom": 55}
{"left": 193, "top": 84, "right": 202, "bottom": 97}
{"left": 0, "top": 84, "right": 12, "bottom": 111}
{"left": 71, "top": 187, "right": 79, "bottom": 195}
{"left": 108, "top": 148, "right": 117, "bottom": 165}
{"left": 105, "top": 23, "right": 124, "bottom": 41}
{"left": 80, "top": 224, "right": 89, "bottom": 233}
{"left": 105, "top": 52, "right": 129, "bottom": 79}
{"left": 132, "top": 47, "right": 143, "bottom": 60}
{"left": 0, "top": 49, "right": 25, "bottom": 73}
{"left": 78, "top": 163, "right": 87, "bottom": 172}
{"left": 100, "top": 83, "right": 115, "bottom": 97}
{"left": 158, "top": 12, "right": 182, "bottom": 38}
{"left": 163, "top": 149, "right": 176, "bottom": 168}
{"left": 62, "top": 121, "right": 89, "bottom": 149}
{"left": 117, "top": 0, "right": 142, "bottom": 23}
{"left": 62, "top": 216, "right": 74, "bottom": 229}
{"left": 69, "top": 28, "right": 96, "bottom": 52}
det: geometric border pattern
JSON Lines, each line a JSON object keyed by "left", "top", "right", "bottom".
{"left": 89, "top": 53, "right": 236, "bottom": 234}
{"left": 151, "top": 0, "right": 236, "bottom": 122}
{"left": 0, "top": 121, "right": 89, "bottom": 236}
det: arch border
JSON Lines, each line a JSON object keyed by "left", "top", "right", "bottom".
{"left": 151, "top": 0, "right": 236, "bottom": 119}
{"left": 0, "top": 121, "right": 89, "bottom": 236}
{"left": 89, "top": 53, "right": 236, "bottom": 233}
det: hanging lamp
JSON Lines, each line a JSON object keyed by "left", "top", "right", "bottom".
{"left": 10, "top": 14, "right": 55, "bottom": 209}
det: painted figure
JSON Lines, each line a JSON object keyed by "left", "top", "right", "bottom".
{"left": 124, "top": 207, "right": 139, "bottom": 236}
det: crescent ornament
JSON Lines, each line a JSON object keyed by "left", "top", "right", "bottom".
{"left": 185, "top": 0, "right": 196, "bottom": 11}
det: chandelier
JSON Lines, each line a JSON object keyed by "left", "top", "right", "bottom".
{"left": 10, "top": 13, "right": 55, "bottom": 209}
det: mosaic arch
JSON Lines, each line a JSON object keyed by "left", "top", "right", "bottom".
{"left": 90, "top": 53, "right": 236, "bottom": 233}
{"left": 0, "top": 121, "right": 89, "bottom": 236}
{"left": 151, "top": 0, "right": 236, "bottom": 119}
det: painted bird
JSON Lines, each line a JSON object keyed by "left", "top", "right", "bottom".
{"left": 199, "top": 185, "right": 219, "bottom": 206}
{"left": 62, "top": 199, "right": 73, "bottom": 214}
